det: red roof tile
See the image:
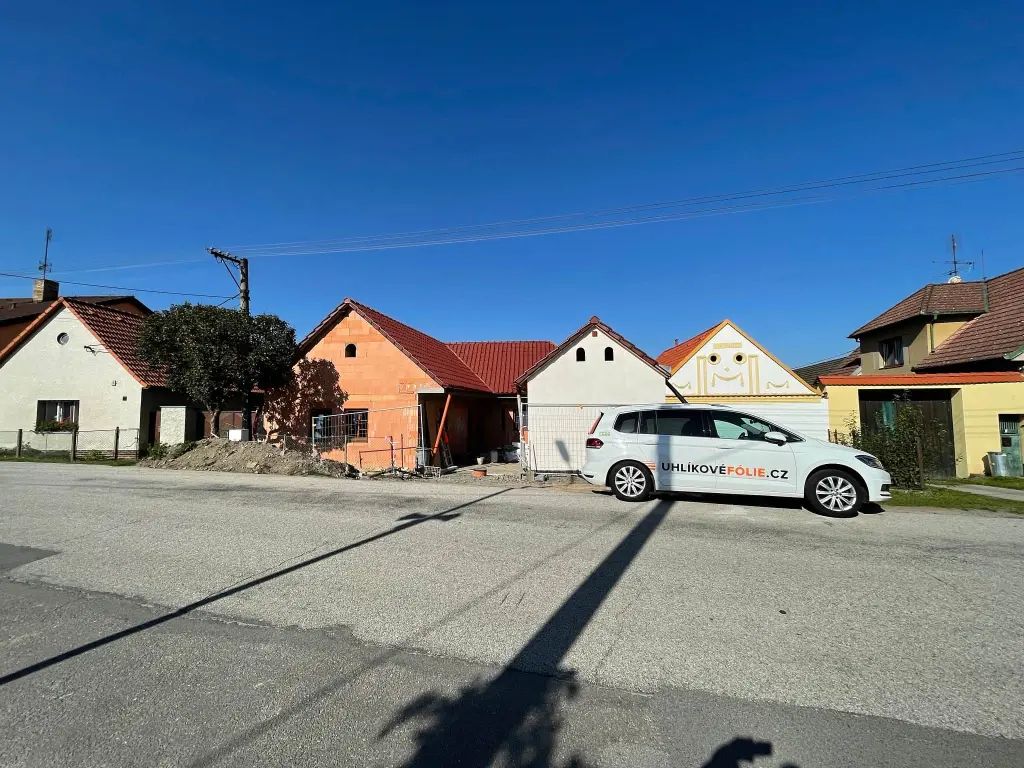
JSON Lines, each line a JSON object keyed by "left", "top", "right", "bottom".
{"left": 850, "top": 281, "right": 987, "bottom": 337}
{"left": 447, "top": 341, "right": 555, "bottom": 395}
{"left": 820, "top": 372, "right": 1024, "bottom": 386}
{"left": 515, "top": 316, "right": 665, "bottom": 388}
{"left": 0, "top": 298, "right": 166, "bottom": 387}
{"left": 656, "top": 322, "right": 723, "bottom": 370}
{"left": 298, "top": 298, "right": 549, "bottom": 393}
{"left": 916, "top": 266, "right": 1024, "bottom": 369}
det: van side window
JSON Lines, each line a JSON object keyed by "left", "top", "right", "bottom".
{"left": 614, "top": 412, "right": 638, "bottom": 433}
{"left": 657, "top": 411, "right": 707, "bottom": 437}
{"left": 638, "top": 411, "right": 658, "bottom": 434}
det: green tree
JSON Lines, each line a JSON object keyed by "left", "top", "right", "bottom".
{"left": 263, "top": 358, "right": 346, "bottom": 444}
{"left": 138, "top": 304, "right": 297, "bottom": 436}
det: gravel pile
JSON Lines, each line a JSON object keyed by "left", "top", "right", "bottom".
{"left": 139, "top": 438, "right": 354, "bottom": 478}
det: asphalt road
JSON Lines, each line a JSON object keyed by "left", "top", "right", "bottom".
{"left": 1, "top": 463, "right": 1022, "bottom": 767}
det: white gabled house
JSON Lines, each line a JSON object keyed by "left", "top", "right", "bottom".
{"left": 515, "top": 316, "right": 668, "bottom": 472}
{"left": 657, "top": 319, "right": 827, "bottom": 438}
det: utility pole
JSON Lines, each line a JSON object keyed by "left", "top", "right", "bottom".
{"left": 207, "top": 247, "right": 249, "bottom": 314}
{"left": 207, "top": 247, "right": 252, "bottom": 438}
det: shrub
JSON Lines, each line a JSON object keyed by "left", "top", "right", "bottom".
{"left": 842, "top": 399, "right": 950, "bottom": 489}
{"left": 35, "top": 419, "right": 77, "bottom": 433}
{"left": 147, "top": 442, "right": 170, "bottom": 460}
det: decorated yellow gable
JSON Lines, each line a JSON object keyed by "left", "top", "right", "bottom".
{"left": 657, "top": 320, "right": 827, "bottom": 438}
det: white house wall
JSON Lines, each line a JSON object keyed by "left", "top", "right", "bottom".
{"left": 728, "top": 401, "right": 829, "bottom": 440}
{"left": 0, "top": 307, "right": 144, "bottom": 432}
{"left": 669, "top": 324, "right": 816, "bottom": 397}
{"left": 526, "top": 329, "right": 665, "bottom": 405}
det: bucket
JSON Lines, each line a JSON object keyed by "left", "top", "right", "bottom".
{"left": 986, "top": 451, "right": 1011, "bottom": 477}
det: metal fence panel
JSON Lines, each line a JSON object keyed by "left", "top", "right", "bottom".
{"left": 312, "top": 406, "right": 421, "bottom": 474}
{"left": 521, "top": 404, "right": 607, "bottom": 473}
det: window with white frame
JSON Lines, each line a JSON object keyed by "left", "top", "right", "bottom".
{"left": 36, "top": 400, "right": 79, "bottom": 429}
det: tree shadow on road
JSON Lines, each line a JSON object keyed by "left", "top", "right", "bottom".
{"left": 376, "top": 499, "right": 674, "bottom": 767}
{"left": 700, "top": 736, "right": 800, "bottom": 767}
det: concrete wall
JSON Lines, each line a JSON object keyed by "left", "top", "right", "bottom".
{"left": 823, "top": 381, "right": 1024, "bottom": 476}
{"left": 0, "top": 306, "right": 144, "bottom": 432}
{"left": 526, "top": 328, "right": 665, "bottom": 405}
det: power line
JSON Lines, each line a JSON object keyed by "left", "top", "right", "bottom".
{"left": 228, "top": 164, "right": 1024, "bottom": 258}
{"left": 0, "top": 272, "right": 235, "bottom": 299}
{"left": 225, "top": 149, "right": 1024, "bottom": 255}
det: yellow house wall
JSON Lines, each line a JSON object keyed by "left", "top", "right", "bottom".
{"left": 823, "top": 381, "right": 1024, "bottom": 477}
{"left": 931, "top": 319, "right": 968, "bottom": 350}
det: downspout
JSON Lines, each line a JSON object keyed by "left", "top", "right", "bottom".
{"left": 666, "top": 378, "right": 688, "bottom": 404}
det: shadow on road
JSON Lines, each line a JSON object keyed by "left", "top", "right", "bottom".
{"left": 700, "top": 736, "right": 800, "bottom": 767}
{"left": 0, "top": 488, "right": 513, "bottom": 688}
{"left": 376, "top": 498, "right": 673, "bottom": 767}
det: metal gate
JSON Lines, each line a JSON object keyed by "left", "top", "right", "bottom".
{"left": 999, "top": 414, "right": 1023, "bottom": 476}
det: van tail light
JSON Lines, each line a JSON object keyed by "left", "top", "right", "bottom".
{"left": 586, "top": 438, "right": 604, "bottom": 449}
{"left": 588, "top": 413, "right": 604, "bottom": 435}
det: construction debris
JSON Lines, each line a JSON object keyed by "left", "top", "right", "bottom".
{"left": 139, "top": 438, "right": 354, "bottom": 478}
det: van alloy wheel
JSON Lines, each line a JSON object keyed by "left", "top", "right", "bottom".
{"left": 814, "top": 475, "right": 857, "bottom": 513}
{"left": 614, "top": 465, "right": 647, "bottom": 498}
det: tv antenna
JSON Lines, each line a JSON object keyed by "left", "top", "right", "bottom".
{"left": 39, "top": 228, "right": 54, "bottom": 278}
{"left": 935, "top": 234, "right": 974, "bottom": 283}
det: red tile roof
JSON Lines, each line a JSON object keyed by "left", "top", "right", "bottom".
{"left": 850, "top": 281, "right": 987, "bottom": 338}
{"left": 915, "top": 266, "right": 1024, "bottom": 370}
{"left": 0, "top": 295, "right": 149, "bottom": 324}
{"left": 0, "top": 298, "right": 166, "bottom": 387}
{"left": 515, "top": 316, "right": 665, "bottom": 388}
{"left": 298, "top": 298, "right": 552, "bottom": 394}
{"left": 819, "top": 372, "right": 1024, "bottom": 386}
{"left": 656, "top": 322, "right": 723, "bottom": 370}
{"left": 447, "top": 341, "right": 555, "bottom": 395}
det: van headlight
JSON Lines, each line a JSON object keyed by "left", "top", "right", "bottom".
{"left": 856, "top": 454, "right": 884, "bottom": 470}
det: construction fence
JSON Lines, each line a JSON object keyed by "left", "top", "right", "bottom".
{"left": 520, "top": 404, "right": 606, "bottom": 474}
{"left": 0, "top": 428, "right": 141, "bottom": 460}
{"left": 312, "top": 406, "right": 422, "bottom": 474}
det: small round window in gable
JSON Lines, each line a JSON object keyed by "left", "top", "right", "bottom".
{"left": 734, "top": 352, "right": 745, "bottom": 364}
{"left": 57, "top": 332, "right": 69, "bottom": 346}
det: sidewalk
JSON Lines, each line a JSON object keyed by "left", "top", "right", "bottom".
{"left": 937, "top": 483, "right": 1024, "bottom": 502}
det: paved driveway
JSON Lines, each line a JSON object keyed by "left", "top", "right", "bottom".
{"left": 1, "top": 463, "right": 1022, "bottom": 767}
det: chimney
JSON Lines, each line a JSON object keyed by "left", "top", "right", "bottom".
{"left": 33, "top": 278, "right": 59, "bottom": 302}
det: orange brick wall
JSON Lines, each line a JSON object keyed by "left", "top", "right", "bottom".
{"left": 304, "top": 311, "right": 436, "bottom": 462}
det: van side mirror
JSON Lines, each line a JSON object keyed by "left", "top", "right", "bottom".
{"left": 764, "top": 431, "right": 788, "bottom": 445}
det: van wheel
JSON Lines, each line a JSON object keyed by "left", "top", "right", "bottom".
{"left": 609, "top": 461, "right": 654, "bottom": 502}
{"left": 805, "top": 469, "right": 865, "bottom": 516}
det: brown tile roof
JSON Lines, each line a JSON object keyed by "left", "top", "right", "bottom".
{"left": 656, "top": 322, "right": 723, "bottom": 370}
{"left": 820, "top": 372, "right": 1024, "bottom": 386}
{"left": 850, "top": 281, "right": 987, "bottom": 338}
{"left": 298, "top": 298, "right": 551, "bottom": 394}
{"left": 447, "top": 341, "right": 555, "bottom": 395}
{"left": 0, "top": 298, "right": 166, "bottom": 387}
{"left": 793, "top": 349, "right": 861, "bottom": 385}
{"left": 0, "top": 295, "right": 148, "bottom": 324}
{"left": 515, "top": 316, "right": 666, "bottom": 389}
{"left": 915, "top": 266, "right": 1024, "bottom": 369}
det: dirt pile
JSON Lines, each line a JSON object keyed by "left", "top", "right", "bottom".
{"left": 139, "top": 438, "right": 354, "bottom": 478}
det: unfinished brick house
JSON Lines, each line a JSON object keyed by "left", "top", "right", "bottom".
{"left": 296, "top": 298, "right": 553, "bottom": 467}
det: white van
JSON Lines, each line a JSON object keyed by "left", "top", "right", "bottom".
{"left": 581, "top": 404, "right": 891, "bottom": 515}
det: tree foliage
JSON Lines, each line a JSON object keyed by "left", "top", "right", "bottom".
{"left": 263, "top": 358, "right": 346, "bottom": 443}
{"left": 138, "top": 304, "right": 297, "bottom": 433}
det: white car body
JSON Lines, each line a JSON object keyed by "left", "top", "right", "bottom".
{"left": 581, "top": 404, "right": 892, "bottom": 510}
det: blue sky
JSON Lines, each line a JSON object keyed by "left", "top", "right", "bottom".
{"left": 1, "top": 2, "right": 1022, "bottom": 366}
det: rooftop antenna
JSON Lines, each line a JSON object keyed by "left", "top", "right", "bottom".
{"left": 934, "top": 233, "right": 974, "bottom": 283}
{"left": 38, "top": 228, "right": 53, "bottom": 279}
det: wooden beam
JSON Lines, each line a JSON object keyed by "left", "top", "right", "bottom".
{"left": 432, "top": 393, "right": 453, "bottom": 456}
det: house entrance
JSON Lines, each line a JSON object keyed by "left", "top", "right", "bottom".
{"left": 998, "top": 415, "right": 1023, "bottom": 476}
